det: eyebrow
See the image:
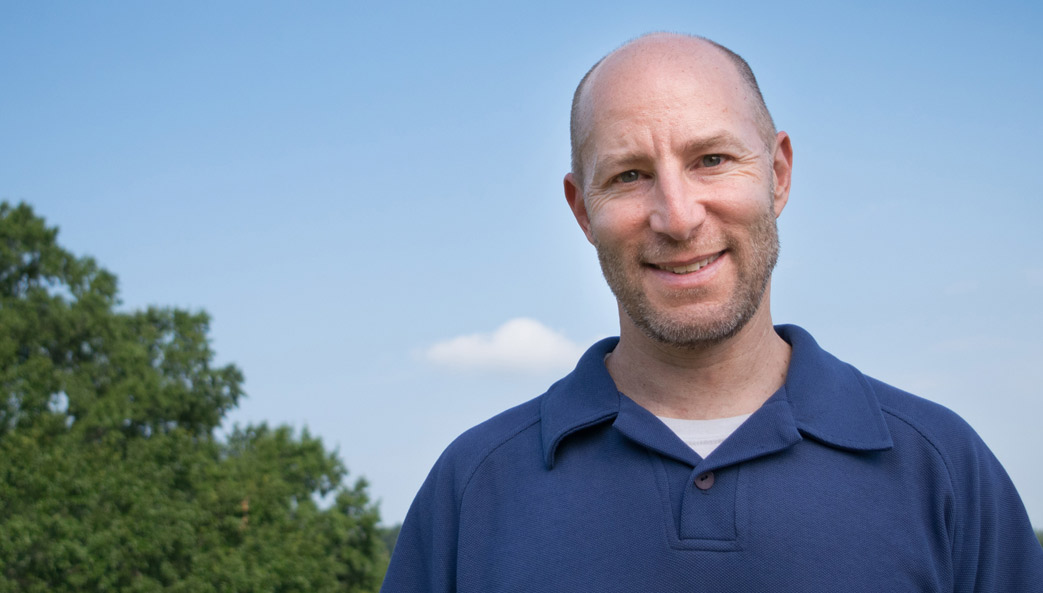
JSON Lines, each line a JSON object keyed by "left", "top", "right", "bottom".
{"left": 590, "top": 152, "right": 646, "bottom": 178}
{"left": 678, "top": 131, "right": 747, "bottom": 154}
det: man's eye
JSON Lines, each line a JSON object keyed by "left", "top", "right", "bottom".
{"left": 701, "top": 155, "right": 725, "bottom": 167}
{"left": 616, "top": 170, "right": 641, "bottom": 183}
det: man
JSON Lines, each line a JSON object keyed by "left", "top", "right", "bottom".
{"left": 381, "top": 33, "right": 1043, "bottom": 592}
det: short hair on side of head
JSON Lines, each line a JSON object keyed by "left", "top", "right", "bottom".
{"left": 568, "top": 33, "right": 777, "bottom": 188}
{"left": 568, "top": 55, "right": 607, "bottom": 188}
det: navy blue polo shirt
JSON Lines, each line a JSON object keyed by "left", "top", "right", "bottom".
{"left": 382, "top": 325, "right": 1043, "bottom": 592}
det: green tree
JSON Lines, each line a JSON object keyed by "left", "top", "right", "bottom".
{"left": 0, "top": 202, "right": 387, "bottom": 592}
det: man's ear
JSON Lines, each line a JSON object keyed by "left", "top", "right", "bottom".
{"left": 771, "top": 131, "right": 793, "bottom": 218}
{"left": 564, "top": 173, "right": 596, "bottom": 245}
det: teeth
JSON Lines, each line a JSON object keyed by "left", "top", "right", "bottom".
{"left": 660, "top": 253, "right": 720, "bottom": 274}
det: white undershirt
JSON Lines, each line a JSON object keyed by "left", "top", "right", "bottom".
{"left": 656, "top": 413, "right": 752, "bottom": 459}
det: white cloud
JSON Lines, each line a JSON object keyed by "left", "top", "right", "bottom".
{"left": 424, "top": 318, "right": 585, "bottom": 374}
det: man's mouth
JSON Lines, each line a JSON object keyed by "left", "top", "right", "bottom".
{"left": 653, "top": 252, "right": 722, "bottom": 275}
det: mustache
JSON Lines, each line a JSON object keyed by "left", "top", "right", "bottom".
{"left": 639, "top": 236, "right": 725, "bottom": 261}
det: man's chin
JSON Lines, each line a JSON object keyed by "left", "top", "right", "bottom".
{"left": 626, "top": 304, "right": 752, "bottom": 348}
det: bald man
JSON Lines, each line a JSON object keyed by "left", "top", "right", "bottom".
{"left": 381, "top": 34, "right": 1043, "bottom": 592}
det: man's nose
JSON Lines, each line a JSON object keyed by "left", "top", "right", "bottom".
{"left": 648, "top": 172, "right": 706, "bottom": 241}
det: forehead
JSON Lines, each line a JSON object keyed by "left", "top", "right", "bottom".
{"left": 576, "top": 38, "right": 760, "bottom": 159}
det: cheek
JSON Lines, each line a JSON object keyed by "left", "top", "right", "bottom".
{"left": 587, "top": 203, "right": 647, "bottom": 247}
{"left": 709, "top": 182, "right": 776, "bottom": 222}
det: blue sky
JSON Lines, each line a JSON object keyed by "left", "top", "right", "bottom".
{"left": 2, "top": 1, "right": 1041, "bottom": 527}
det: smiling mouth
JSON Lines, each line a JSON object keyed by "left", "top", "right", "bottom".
{"left": 653, "top": 252, "right": 722, "bottom": 274}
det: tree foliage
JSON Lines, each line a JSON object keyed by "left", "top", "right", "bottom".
{"left": 0, "top": 202, "right": 387, "bottom": 592}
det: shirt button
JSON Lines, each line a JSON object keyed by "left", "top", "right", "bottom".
{"left": 695, "top": 471, "right": 715, "bottom": 490}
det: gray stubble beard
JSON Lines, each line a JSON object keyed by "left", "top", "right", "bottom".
{"left": 595, "top": 200, "right": 780, "bottom": 349}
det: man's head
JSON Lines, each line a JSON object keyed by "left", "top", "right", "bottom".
{"left": 563, "top": 33, "right": 793, "bottom": 347}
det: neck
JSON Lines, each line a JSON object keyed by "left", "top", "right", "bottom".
{"left": 606, "top": 297, "right": 791, "bottom": 420}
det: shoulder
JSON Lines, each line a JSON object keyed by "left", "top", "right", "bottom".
{"left": 862, "top": 374, "right": 1017, "bottom": 512}
{"left": 384, "top": 395, "right": 548, "bottom": 591}
{"left": 867, "top": 376, "right": 987, "bottom": 463}
{"left": 423, "top": 395, "right": 544, "bottom": 495}
{"left": 862, "top": 374, "right": 1043, "bottom": 585}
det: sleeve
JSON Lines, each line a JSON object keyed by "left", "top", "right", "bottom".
{"left": 948, "top": 429, "right": 1043, "bottom": 592}
{"left": 379, "top": 452, "right": 464, "bottom": 593}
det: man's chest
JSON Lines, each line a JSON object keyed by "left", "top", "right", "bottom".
{"left": 454, "top": 431, "right": 952, "bottom": 593}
